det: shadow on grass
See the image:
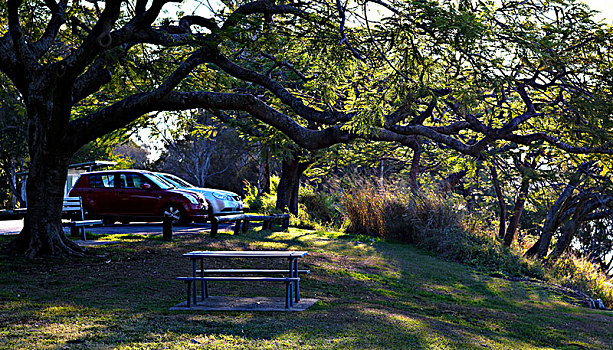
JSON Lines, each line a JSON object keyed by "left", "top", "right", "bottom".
{"left": 0, "top": 231, "right": 611, "bottom": 349}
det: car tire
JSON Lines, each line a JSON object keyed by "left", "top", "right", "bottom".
{"left": 161, "top": 204, "right": 188, "bottom": 225}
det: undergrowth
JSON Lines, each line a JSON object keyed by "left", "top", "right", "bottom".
{"left": 244, "top": 176, "right": 342, "bottom": 230}
{"left": 340, "top": 179, "right": 613, "bottom": 307}
{"left": 547, "top": 254, "right": 613, "bottom": 307}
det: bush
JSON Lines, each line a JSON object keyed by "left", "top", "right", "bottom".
{"left": 245, "top": 177, "right": 343, "bottom": 230}
{"left": 341, "top": 179, "right": 543, "bottom": 278}
{"left": 548, "top": 254, "right": 613, "bottom": 308}
{"left": 243, "top": 177, "right": 279, "bottom": 214}
{"left": 299, "top": 183, "right": 343, "bottom": 229}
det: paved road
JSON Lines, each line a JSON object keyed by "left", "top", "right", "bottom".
{"left": 0, "top": 219, "right": 232, "bottom": 236}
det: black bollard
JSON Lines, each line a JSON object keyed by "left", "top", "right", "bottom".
{"left": 162, "top": 217, "right": 173, "bottom": 241}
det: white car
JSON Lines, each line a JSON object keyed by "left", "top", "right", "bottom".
{"left": 153, "top": 172, "right": 244, "bottom": 216}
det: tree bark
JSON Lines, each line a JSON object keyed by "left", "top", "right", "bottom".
{"left": 547, "top": 198, "right": 601, "bottom": 260}
{"left": 503, "top": 175, "right": 530, "bottom": 247}
{"left": 4, "top": 146, "right": 85, "bottom": 258}
{"left": 525, "top": 170, "right": 584, "bottom": 259}
{"left": 489, "top": 164, "right": 506, "bottom": 240}
{"left": 275, "top": 150, "right": 311, "bottom": 215}
{"left": 3, "top": 88, "right": 86, "bottom": 258}
{"left": 408, "top": 147, "right": 421, "bottom": 192}
{"left": 260, "top": 146, "right": 271, "bottom": 195}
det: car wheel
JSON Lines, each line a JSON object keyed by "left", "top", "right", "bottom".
{"left": 161, "top": 204, "right": 187, "bottom": 225}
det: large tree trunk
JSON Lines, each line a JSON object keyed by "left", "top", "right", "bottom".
{"left": 5, "top": 149, "right": 85, "bottom": 258}
{"left": 4, "top": 97, "right": 85, "bottom": 258}
{"left": 547, "top": 198, "right": 600, "bottom": 260}
{"left": 276, "top": 150, "right": 311, "bottom": 215}
{"left": 503, "top": 176, "right": 530, "bottom": 247}
{"left": 524, "top": 170, "right": 584, "bottom": 259}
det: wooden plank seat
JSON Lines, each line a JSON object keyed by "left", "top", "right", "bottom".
{"left": 176, "top": 276, "right": 300, "bottom": 308}
{"left": 210, "top": 214, "right": 290, "bottom": 237}
{"left": 62, "top": 197, "right": 103, "bottom": 240}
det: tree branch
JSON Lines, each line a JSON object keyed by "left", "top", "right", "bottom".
{"left": 29, "top": 0, "right": 68, "bottom": 59}
{"left": 7, "top": 0, "right": 37, "bottom": 71}
{"left": 210, "top": 52, "right": 351, "bottom": 124}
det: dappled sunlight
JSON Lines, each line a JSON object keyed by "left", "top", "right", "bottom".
{"left": 248, "top": 241, "right": 289, "bottom": 250}
{"left": 2, "top": 228, "right": 612, "bottom": 349}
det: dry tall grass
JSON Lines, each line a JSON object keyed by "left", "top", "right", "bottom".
{"left": 340, "top": 179, "right": 613, "bottom": 307}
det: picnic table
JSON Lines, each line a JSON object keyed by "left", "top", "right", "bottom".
{"left": 177, "top": 250, "right": 309, "bottom": 309}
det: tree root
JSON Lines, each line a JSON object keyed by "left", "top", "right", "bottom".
{"left": 3, "top": 226, "right": 87, "bottom": 259}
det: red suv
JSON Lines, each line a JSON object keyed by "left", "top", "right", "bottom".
{"left": 68, "top": 170, "right": 208, "bottom": 224}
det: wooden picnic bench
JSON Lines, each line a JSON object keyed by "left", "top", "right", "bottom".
{"left": 62, "top": 197, "right": 103, "bottom": 240}
{"left": 176, "top": 250, "right": 309, "bottom": 309}
{"left": 209, "top": 214, "right": 290, "bottom": 237}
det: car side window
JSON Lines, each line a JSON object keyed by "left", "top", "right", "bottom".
{"left": 118, "top": 174, "right": 128, "bottom": 188}
{"left": 119, "top": 173, "right": 148, "bottom": 189}
{"left": 90, "top": 174, "right": 114, "bottom": 188}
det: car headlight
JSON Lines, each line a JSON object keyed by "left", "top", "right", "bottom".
{"left": 183, "top": 193, "right": 200, "bottom": 204}
{"left": 213, "top": 192, "right": 230, "bottom": 200}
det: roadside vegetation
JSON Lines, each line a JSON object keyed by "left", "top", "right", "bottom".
{"left": 1, "top": 227, "right": 612, "bottom": 349}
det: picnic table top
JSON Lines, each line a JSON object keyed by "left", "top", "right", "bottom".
{"left": 183, "top": 250, "right": 308, "bottom": 259}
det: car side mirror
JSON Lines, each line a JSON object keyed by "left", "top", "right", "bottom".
{"left": 142, "top": 183, "right": 152, "bottom": 190}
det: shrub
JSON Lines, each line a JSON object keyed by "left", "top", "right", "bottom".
{"left": 299, "top": 183, "right": 343, "bottom": 228}
{"left": 547, "top": 254, "right": 613, "bottom": 308}
{"left": 245, "top": 177, "right": 343, "bottom": 230}
{"left": 243, "top": 177, "right": 279, "bottom": 214}
{"left": 341, "top": 179, "right": 543, "bottom": 278}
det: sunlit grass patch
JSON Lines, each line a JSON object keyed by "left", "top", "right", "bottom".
{"left": 1, "top": 227, "right": 612, "bottom": 349}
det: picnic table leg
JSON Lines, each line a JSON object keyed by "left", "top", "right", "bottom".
{"left": 70, "top": 226, "right": 79, "bottom": 238}
{"left": 186, "top": 280, "right": 192, "bottom": 308}
{"left": 281, "top": 216, "right": 289, "bottom": 231}
{"left": 192, "top": 259, "right": 197, "bottom": 305}
{"left": 200, "top": 259, "right": 206, "bottom": 300}
{"left": 242, "top": 220, "right": 249, "bottom": 233}
{"left": 293, "top": 259, "right": 300, "bottom": 302}
{"left": 285, "top": 281, "right": 290, "bottom": 309}
{"left": 288, "top": 259, "right": 294, "bottom": 307}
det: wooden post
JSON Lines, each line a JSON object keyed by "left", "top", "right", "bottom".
{"left": 162, "top": 217, "right": 173, "bottom": 241}
{"left": 210, "top": 216, "right": 219, "bottom": 237}
{"left": 233, "top": 219, "right": 242, "bottom": 235}
{"left": 281, "top": 215, "right": 289, "bottom": 231}
{"left": 242, "top": 220, "right": 249, "bottom": 233}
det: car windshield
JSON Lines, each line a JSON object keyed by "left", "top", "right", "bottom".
{"left": 145, "top": 173, "right": 175, "bottom": 190}
{"left": 161, "top": 174, "right": 194, "bottom": 188}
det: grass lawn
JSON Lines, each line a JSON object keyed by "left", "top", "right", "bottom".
{"left": 1, "top": 227, "right": 612, "bottom": 349}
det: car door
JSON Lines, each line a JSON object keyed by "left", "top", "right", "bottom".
{"left": 80, "top": 173, "right": 117, "bottom": 215}
{"left": 115, "top": 173, "right": 161, "bottom": 216}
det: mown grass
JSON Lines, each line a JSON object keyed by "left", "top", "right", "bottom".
{"left": 0, "top": 227, "right": 612, "bottom": 349}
